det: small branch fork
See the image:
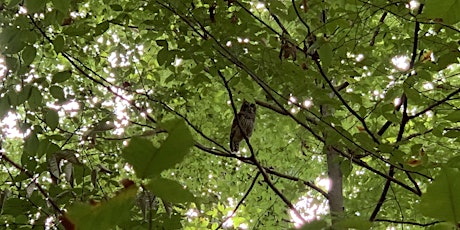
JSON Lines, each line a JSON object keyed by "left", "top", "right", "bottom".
{"left": 218, "top": 70, "right": 307, "bottom": 224}
{"left": 215, "top": 172, "right": 261, "bottom": 230}
{"left": 370, "top": 4, "right": 425, "bottom": 221}
{"left": 0, "top": 152, "right": 63, "bottom": 215}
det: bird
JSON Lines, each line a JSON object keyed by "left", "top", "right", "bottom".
{"left": 230, "top": 100, "right": 256, "bottom": 152}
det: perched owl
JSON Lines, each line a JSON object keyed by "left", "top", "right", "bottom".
{"left": 230, "top": 100, "right": 256, "bottom": 152}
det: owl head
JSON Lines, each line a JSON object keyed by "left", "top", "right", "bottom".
{"left": 241, "top": 100, "right": 256, "bottom": 114}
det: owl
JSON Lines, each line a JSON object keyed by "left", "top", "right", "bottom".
{"left": 230, "top": 100, "right": 256, "bottom": 152}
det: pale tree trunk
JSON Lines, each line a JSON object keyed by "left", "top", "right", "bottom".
{"left": 325, "top": 145, "right": 343, "bottom": 224}
{"left": 321, "top": 106, "right": 344, "bottom": 226}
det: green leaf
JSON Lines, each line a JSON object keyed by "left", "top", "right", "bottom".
{"left": 63, "top": 24, "right": 92, "bottom": 36}
{"left": 24, "top": 0, "right": 47, "bottom": 14}
{"left": 24, "top": 131, "right": 39, "bottom": 154}
{"left": 45, "top": 110, "right": 59, "bottom": 131}
{"left": 0, "top": 96, "right": 10, "bottom": 118}
{"left": 318, "top": 42, "right": 333, "bottom": 68}
{"left": 157, "top": 48, "right": 174, "bottom": 66}
{"left": 66, "top": 186, "right": 137, "bottom": 230}
{"left": 122, "top": 119, "right": 193, "bottom": 178}
{"left": 52, "top": 71, "right": 72, "bottom": 83}
{"left": 53, "top": 35, "right": 65, "bottom": 53}
{"left": 122, "top": 137, "right": 157, "bottom": 178}
{"left": 155, "top": 118, "right": 194, "bottom": 170}
{"left": 423, "top": 0, "right": 460, "bottom": 24}
{"left": 0, "top": 27, "right": 26, "bottom": 54}
{"left": 51, "top": 0, "right": 70, "bottom": 13}
{"left": 2, "top": 198, "right": 32, "bottom": 215}
{"left": 22, "top": 45, "right": 36, "bottom": 66}
{"left": 335, "top": 216, "right": 373, "bottom": 230}
{"left": 18, "top": 85, "right": 32, "bottom": 105}
{"left": 299, "top": 220, "right": 328, "bottom": 230}
{"left": 444, "top": 110, "right": 460, "bottom": 122}
{"left": 146, "top": 178, "right": 195, "bottom": 203}
{"left": 28, "top": 86, "right": 43, "bottom": 109}
{"left": 110, "top": 4, "right": 123, "bottom": 11}
{"left": 50, "top": 85, "right": 65, "bottom": 100}
{"left": 420, "top": 167, "right": 460, "bottom": 224}
{"left": 94, "top": 21, "right": 110, "bottom": 36}
{"left": 37, "top": 139, "right": 60, "bottom": 158}
{"left": 156, "top": 40, "right": 168, "bottom": 48}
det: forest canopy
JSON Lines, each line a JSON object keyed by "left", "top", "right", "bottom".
{"left": 0, "top": 0, "right": 460, "bottom": 229}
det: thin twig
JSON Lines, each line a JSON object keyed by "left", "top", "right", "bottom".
{"left": 217, "top": 70, "right": 307, "bottom": 223}
{"left": 0, "top": 153, "right": 63, "bottom": 214}
{"left": 215, "top": 172, "right": 261, "bottom": 230}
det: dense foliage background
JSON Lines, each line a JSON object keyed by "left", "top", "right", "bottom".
{"left": 0, "top": 0, "right": 460, "bottom": 229}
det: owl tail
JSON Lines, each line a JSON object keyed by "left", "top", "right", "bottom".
{"left": 230, "top": 141, "right": 239, "bottom": 152}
